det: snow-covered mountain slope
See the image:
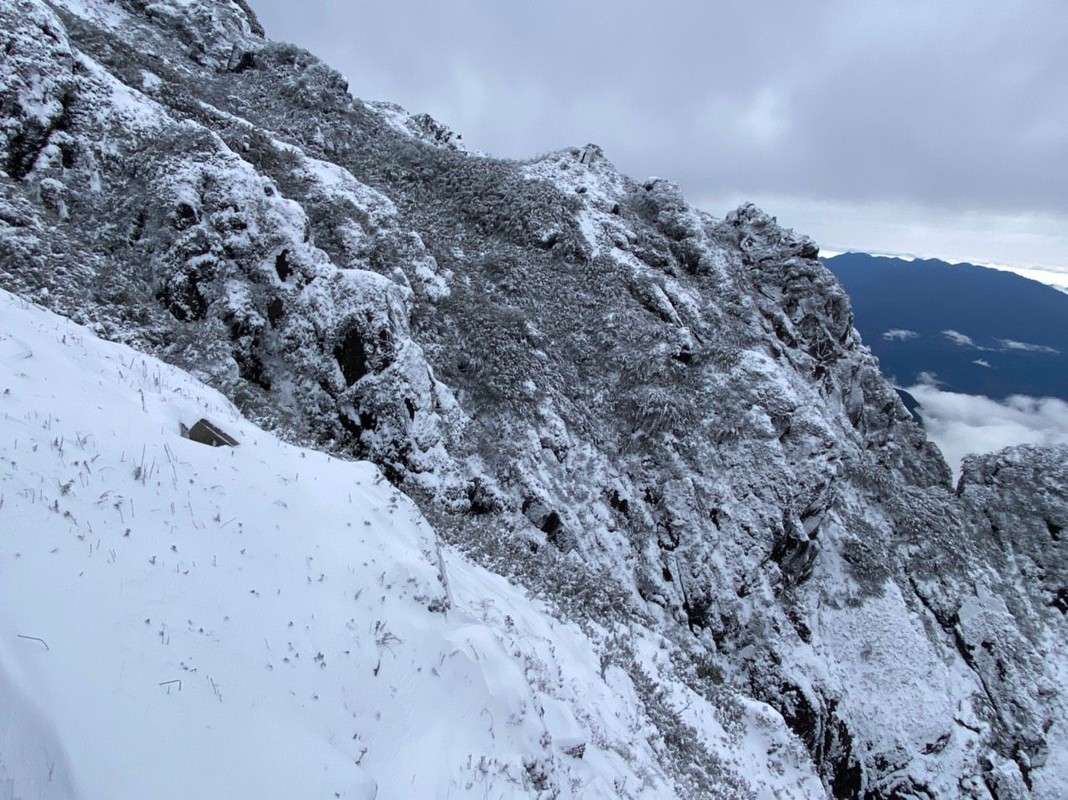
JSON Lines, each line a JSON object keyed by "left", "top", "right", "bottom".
{"left": 1, "top": 1, "right": 1066, "bottom": 797}
{"left": 0, "top": 289, "right": 831, "bottom": 798}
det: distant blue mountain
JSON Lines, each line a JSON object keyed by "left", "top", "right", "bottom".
{"left": 824, "top": 253, "right": 1068, "bottom": 400}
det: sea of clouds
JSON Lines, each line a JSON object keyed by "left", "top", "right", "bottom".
{"left": 908, "top": 384, "right": 1068, "bottom": 481}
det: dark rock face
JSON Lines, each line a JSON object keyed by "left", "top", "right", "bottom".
{"left": 1, "top": 2, "right": 1065, "bottom": 797}
{"left": 184, "top": 418, "right": 239, "bottom": 447}
{"left": 775, "top": 685, "right": 864, "bottom": 797}
{"left": 952, "top": 446, "right": 1068, "bottom": 797}
{"left": 334, "top": 327, "right": 370, "bottom": 386}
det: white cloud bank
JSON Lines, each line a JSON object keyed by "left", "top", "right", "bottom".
{"left": 942, "top": 329, "right": 981, "bottom": 348}
{"left": 883, "top": 328, "right": 920, "bottom": 341}
{"left": 908, "top": 384, "right": 1068, "bottom": 481}
{"left": 938, "top": 332, "right": 1060, "bottom": 355}
{"left": 997, "top": 338, "right": 1060, "bottom": 355}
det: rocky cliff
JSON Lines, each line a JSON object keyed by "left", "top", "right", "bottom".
{"left": 1, "top": 1, "right": 1065, "bottom": 797}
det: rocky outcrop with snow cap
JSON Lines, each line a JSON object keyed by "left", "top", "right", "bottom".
{"left": 1, "top": 1, "right": 1065, "bottom": 797}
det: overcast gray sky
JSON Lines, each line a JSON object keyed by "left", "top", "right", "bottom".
{"left": 250, "top": 0, "right": 1068, "bottom": 281}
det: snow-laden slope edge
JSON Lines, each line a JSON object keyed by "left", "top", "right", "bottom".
{"left": 0, "top": 289, "right": 827, "bottom": 798}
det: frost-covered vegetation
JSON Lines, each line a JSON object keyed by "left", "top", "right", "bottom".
{"left": 4, "top": 287, "right": 814, "bottom": 798}
{"left": 1, "top": 1, "right": 1066, "bottom": 798}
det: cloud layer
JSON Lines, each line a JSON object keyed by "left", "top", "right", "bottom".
{"left": 250, "top": 0, "right": 1068, "bottom": 270}
{"left": 883, "top": 329, "right": 919, "bottom": 342}
{"left": 943, "top": 330, "right": 979, "bottom": 348}
{"left": 908, "top": 384, "right": 1068, "bottom": 480}
{"left": 998, "top": 338, "right": 1060, "bottom": 355}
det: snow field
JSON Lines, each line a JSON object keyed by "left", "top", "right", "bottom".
{"left": 0, "top": 289, "right": 679, "bottom": 798}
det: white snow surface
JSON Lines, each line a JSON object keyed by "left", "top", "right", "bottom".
{"left": 0, "top": 291, "right": 598, "bottom": 798}
{"left": 0, "top": 290, "right": 824, "bottom": 798}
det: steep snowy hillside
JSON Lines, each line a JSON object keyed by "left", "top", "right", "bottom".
{"left": 0, "top": 289, "right": 827, "bottom": 798}
{"left": 2, "top": 1, "right": 1066, "bottom": 797}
